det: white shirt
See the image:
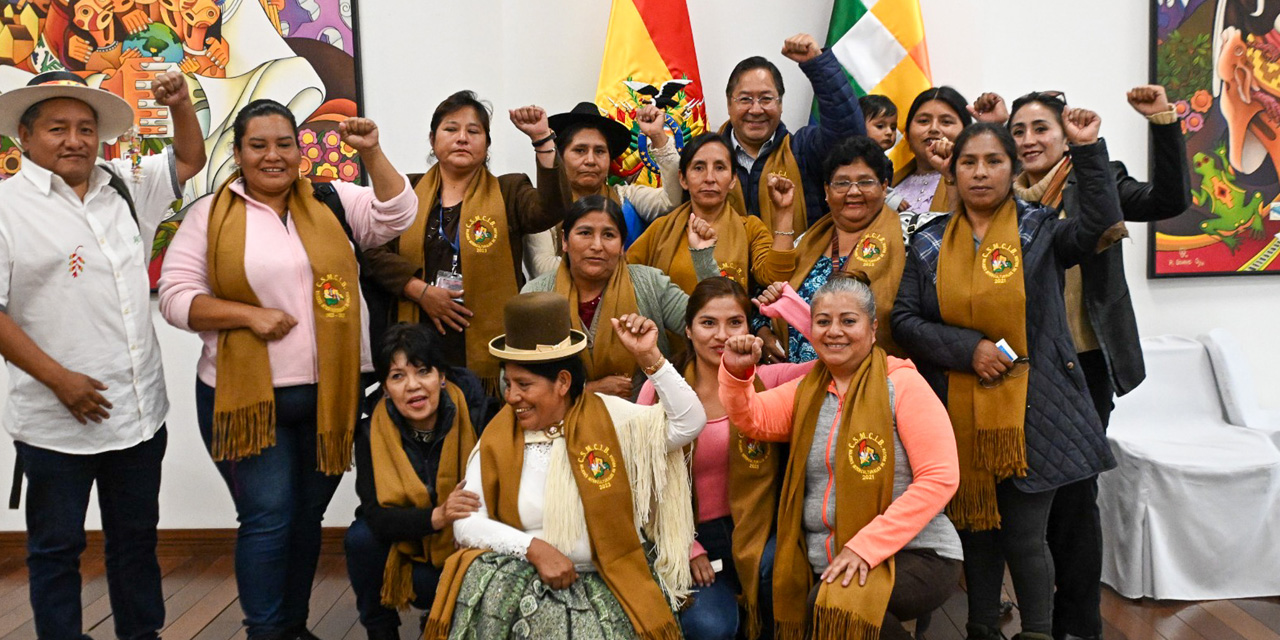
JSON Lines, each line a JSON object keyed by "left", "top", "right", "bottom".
{"left": 452, "top": 362, "right": 705, "bottom": 571}
{"left": 0, "top": 151, "right": 180, "bottom": 454}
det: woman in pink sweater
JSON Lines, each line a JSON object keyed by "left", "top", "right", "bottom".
{"left": 717, "top": 272, "right": 961, "bottom": 640}
{"left": 637, "top": 277, "right": 810, "bottom": 640}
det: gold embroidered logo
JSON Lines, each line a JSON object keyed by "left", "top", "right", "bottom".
{"left": 718, "top": 261, "right": 745, "bottom": 285}
{"left": 981, "top": 243, "right": 1021, "bottom": 284}
{"left": 577, "top": 444, "right": 617, "bottom": 490}
{"left": 848, "top": 432, "right": 888, "bottom": 479}
{"left": 314, "top": 274, "right": 351, "bottom": 317}
{"left": 465, "top": 215, "right": 499, "bottom": 253}
{"left": 855, "top": 232, "right": 887, "bottom": 266}
{"left": 737, "top": 434, "right": 771, "bottom": 469}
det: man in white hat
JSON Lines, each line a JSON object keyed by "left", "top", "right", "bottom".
{"left": 0, "top": 69, "right": 204, "bottom": 640}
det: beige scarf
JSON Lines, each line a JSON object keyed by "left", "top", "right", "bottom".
{"left": 553, "top": 260, "right": 639, "bottom": 379}
{"left": 630, "top": 201, "right": 750, "bottom": 292}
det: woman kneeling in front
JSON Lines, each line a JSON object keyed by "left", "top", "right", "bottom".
{"left": 424, "top": 292, "right": 707, "bottom": 639}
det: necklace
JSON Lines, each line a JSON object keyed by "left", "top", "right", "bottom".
{"left": 543, "top": 420, "right": 565, "bottom": 439}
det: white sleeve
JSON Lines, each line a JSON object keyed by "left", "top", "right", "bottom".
{"left": 522, "top": 228, "right": 562, "bottom": 280}
{"left": 106, "top": 148, "right": 181, "bottom": 229}
{"left": 649, "top": 362, "right": 707, "bottom": 450}
{"left": 617, "top": 137, "right": 682, "bottom": 222}
{"left": 451, "top": 449, "right": 535, "bottom": 559}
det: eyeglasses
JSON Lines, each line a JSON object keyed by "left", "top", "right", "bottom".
{"left": 732, "top": 95, "right": 779, "bottom": 108}
{"left": 829, "top": 179, "right": 883, "bottom": 194}
{"left": 979, "top": 357, "right": 1030, "bottom": 389}
{"left": 1017, "top": 90, "right": 1067, "bottom": 106}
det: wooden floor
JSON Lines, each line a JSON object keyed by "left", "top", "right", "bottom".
{"left": 0, "top": 550, "right": 1275, "bottom": 640}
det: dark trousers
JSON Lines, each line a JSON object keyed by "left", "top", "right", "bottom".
{"left": 960, "top": 481, "right": 1057, "bottom": 634}
{"left": 1047, "top": 349, "right": 1112, "bottom": 639}
{"left": 16, "top": 427, "right": 167, "bottom": 640}
{"left": 804, "top": 548, "right": 960, "bottom": 640}
{"left": 344, "top": 518, "right": 442, "bottom": 631}
{"left": 678, "top": 517, "right": 776, "bottom": 640}
{"left": 197, "top": 382, "right": 344, "bottom": 639}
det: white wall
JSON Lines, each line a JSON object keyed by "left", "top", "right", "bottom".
{"left": 0, "top": 0, "right": 1274, "bottom": 532}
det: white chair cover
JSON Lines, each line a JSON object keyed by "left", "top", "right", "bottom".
{"left": 1201, "top": 328, "right": 1280, "bottom": 448}
{"left": 1099, "top": 335, "right": 1280, "bottom": 600}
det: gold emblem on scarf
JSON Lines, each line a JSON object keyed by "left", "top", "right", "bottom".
{"left": 849, "top": 432, "right": 887, "bottom": 478}
{"left": 981, "top": 243, "right": 1021, "bottom": 284}
{"left": 314, "top": 274, "right": 351, "bottom": 317}
{"left": 717, "top": 261, "right": 745, "bottom": 285}
{"left": 465, "top": 215, "right": 499, "bottom": 253}
{"left": 854, "top": 232, "right": 888, "bottom": 266}
{"left": 577, "top": 444, "right": 617, "bottom": 489}
{"left": 737, "top": 434, "right": 771, "bottom": 469}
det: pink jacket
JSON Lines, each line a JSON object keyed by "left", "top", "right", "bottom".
{"left": 717, "top": 355, "right": 959, "bottom": 569}
{"left": 158, "top": 177, "right": 417, "bottom": 387}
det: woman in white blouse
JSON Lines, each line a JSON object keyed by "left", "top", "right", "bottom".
{"left": 423, "top": 291, "right": 706, "bottom": 640}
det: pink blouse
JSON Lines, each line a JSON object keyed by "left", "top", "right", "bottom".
{"left": 158, "top": 177, "right": 417, "bottom": 387}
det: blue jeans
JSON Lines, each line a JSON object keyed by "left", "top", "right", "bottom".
{"left": 16, "top": 427, "right": 167, "bottom": 640}
{"left": 196, "top": 382, "right": 344, "bottom": 638}
{"left": 344, "top": 518, "right": 442, "bottom": 631}
{"left": 679, "top": 517, "right": 777, "bottom": 640}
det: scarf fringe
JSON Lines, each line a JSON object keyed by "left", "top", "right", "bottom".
{"left": 619, "top": 405, "right": 694, "bottom": 606}
{"left": 422, "top": 616, "right": 449, "bottom": 640}
{"left": 974, "top": 427, "right": 1028, "bottom": 479}
{"left": 316, "top": 429, "right": 354, "bottom": 476}
{"left": 543, "top": 437, "right": 587, "bottom": 554}
{"left": 775, "top": 621, "right": 807, "bottom": 640}
{"left": 947, "top": 477, "right": 1001, "bottom": 531}
{"left": 210, "top": 401, "right": 275, "bottom": 462}
{"left": 742, "top": 601, "right": 762, "bottom": 640}
{"left": 813, "top": 606, "right": 882, "bottom": 640}
{"left": 379, "top": 548, "right": 414, "bottom": 610}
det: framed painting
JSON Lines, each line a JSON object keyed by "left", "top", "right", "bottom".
{"left": 0, "top": 0, "right": 364, "bottom": 286}
{"left": 1150, "top": 0, "right": 1280, "bottom": 276}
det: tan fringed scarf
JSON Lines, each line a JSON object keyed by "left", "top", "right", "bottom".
{"left": 936, "top": 197, "right": 1029, "bottom": 531}
{"left": 631, "top": 201, "right": 749, "bottom": 292}
{"left": 396, "top": 166, "right": 517, "bottom": 390}
{"left": 773, "top": 351, "right": 896, "bottom": 640}
{"left": 554, "top": 261, "right": 639, "bottom": 379}
{"left": 893, "top": 159, "right": 951, "bottom": 212}
{"left": 370, "top": 385, "right": 477, "bottom": 609}
{"left": 206, "top": 175, "right": 361, "bottom": 475}
{"left": 1013, "top": 156, "right": 1073, "bottom": 210}
{"left": 425, "top": 396, "right": 686, "bottom": 640}
{"left": 722, "top": 125, "right": 808, "bottom": 235}
{"left": 784, "top": 205, "right": 907, "bottom": 357}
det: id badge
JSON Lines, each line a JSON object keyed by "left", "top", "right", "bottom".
{"left": 436, "top": 270, "right": 464, "bottom": 293}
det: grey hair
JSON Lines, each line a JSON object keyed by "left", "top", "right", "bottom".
{"left": 811, "top": 274, "right": 876, "bottom": 319}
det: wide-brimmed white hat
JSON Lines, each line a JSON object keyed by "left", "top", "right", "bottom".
{"left": 0, "top": 71, "right": 134, "bottom": 140}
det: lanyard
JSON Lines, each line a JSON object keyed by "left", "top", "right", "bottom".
{"left": 829, "top": 230, "right": 857, "bottom": 273}
{"left": 437, "top": 202, "right": 461, "bottom": 272}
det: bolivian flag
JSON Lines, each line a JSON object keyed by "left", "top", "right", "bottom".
{"left": 594, "top": 0, "right": 708, "bottom": 189}
{"left": 824, "top": 0, "right": 932, "bottom": 169}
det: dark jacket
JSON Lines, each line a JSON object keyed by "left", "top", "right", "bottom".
{"left": 353, "top": 375, "right": 487, "bottom": 545}
{"left": 1061, "top": 121, "right": 1190, "bottom": 396}
{"left": 723, "top": 48, "right": 865, "bottom": 227}
{"left": 891, "top": 141, "right": 1121, "bottom": 492}
{"left": 360, "top": 164, "right": 570, "bottom": 367}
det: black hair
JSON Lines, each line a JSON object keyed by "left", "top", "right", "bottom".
{"left": 904, "top": 86, "right": 972, "bottom": 134}
{"left": 429, "top": 90, "right": 492, "bottom": 147}
{"left": 725, "top": 56, "right": 785, "bottom": 97}
{"left": 232, "top": 99, "right": 297, "bottom": 151}
{"left": 507, "top": 357, "right": 588, "bottom": 404}
{"left": 563, "top": 195, "right": 626, "bottom": 252}
{"left": 949, "top": 122, "right": 1022, "bottom": 179}
{"left": 19, "top": 98, "right": 99, "bottom": 134}
{"left": 822, "top": 135, "right": 893, "bottom": 184}
{"left": 375, "top": 323, "right": 455, "bottom": 385}
{"left": 674, "top": 277, "right": 751, "bottom": 372}
{"left": 859, "top": 94, "right": 898, "bottom": 121}
{"left": 1008, "top": 91, "right": 1067, "bottom": 130}
{"left": 679, "top": 132, "right": 736, "bottom": 176}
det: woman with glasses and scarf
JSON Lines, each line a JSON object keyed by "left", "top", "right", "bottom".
{"left": 966, "top": 85, "right": 1188, "bottom": 640}
{"left": 891, "top": 113, "right": 1122, "bottom": 640}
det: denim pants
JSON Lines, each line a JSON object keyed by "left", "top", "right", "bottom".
{"left": 679, "top": 517, "right": 777, "bottom": 640}
{"left": 343, "top": 518, "right": 442, "bottom": 631}
{"left": 16, "top": 427, "right": 167, "bottom": 640}
{"left": 197, "top": 382, "right": 344, "bottom": 639}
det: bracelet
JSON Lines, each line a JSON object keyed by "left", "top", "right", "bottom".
{"left": 641, "top": 356, "right": 667, "bottom": 376}
{"left": 417, "top": 283, "right": 431, "bottom": 302}
{"left": 531, "top": 132, "right": 556, "bottom": 147}
{"left": 773, "top": 230, "right": 795, "bottom": 236}
{"left": 534, "top": 148, "right": 557, "bottom": 154}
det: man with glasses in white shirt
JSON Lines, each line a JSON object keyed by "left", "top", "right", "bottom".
{"left": 0, "top": 69, "right": 205, "bottom": 640}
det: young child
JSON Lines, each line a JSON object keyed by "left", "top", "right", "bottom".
{"left": 859, "top": 94, "right": 909, "bottom": 212}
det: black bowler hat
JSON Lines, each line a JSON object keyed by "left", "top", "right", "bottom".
{"left": 548, "top": 102, "right": 633, "bottom": 160}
